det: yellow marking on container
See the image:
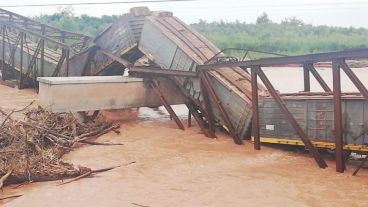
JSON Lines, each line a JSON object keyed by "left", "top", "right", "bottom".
{"left": 222, "top": 125, "right": 229, "bottom": 133}
{"left": 252, "top": 137, "right": 368, "bottom": 152}
{"left": 119, "top": 43, "right": 138, "bottom": 57}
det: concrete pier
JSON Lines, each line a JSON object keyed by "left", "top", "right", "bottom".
{"left": 38, "top": 76, "right": 184, "bottom": 112}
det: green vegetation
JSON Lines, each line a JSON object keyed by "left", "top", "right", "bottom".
{"left": 34, "top": 7, "right": 119, "bottom": 37}
{"left": 34, "top": 9, "right": 368, "bottom": 56}
{"left": 192, "top": 13, "right": 368, "bottom": 56}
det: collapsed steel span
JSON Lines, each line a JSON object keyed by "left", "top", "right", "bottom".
{"left": 2, "top": 7, "right": 368, "bottom": 173}
{"left": 0, "top": 8, "right": 91, "bottom": 88}
{"left": 63, "top": 7, "right": 265, "bottom": 145}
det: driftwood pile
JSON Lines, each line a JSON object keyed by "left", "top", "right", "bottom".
{"left": 0, "top": 105, "right": 120, "bottom": 187}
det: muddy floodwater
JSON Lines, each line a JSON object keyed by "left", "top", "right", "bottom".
{"left": 2, "top": 67, "right": 368, "bottom": 207}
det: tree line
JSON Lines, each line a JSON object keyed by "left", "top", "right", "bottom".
{"left": 34, "top": 9, "right": 368, "bottom": 56}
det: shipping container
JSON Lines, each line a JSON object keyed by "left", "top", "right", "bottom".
{"left": 259, "top": 94, "right": 368, "bottom": 151}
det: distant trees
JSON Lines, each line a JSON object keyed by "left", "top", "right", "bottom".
{"left": 256, "top": 12, "right": 272, "bottom": 25}
{"left": 281, "top": 17, "right": 305, "bottom": 26}
{"left": 192, "top": 13, "right": 368, "bottom": 56}
{"left": 34, "top": 7, "right": 119, "bottom": 36}
{"left": 33, "top": 11, "right": 368, "bottom": 56}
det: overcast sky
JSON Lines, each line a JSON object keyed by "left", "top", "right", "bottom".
{"left": 1, "top": 0, "right": 367, "bottom": 28}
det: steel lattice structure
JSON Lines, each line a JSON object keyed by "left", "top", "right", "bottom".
{"left": 0, "top": 8, "right": 91, "bottom": 88}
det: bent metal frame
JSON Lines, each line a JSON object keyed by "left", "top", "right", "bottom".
{"left": 198, "top": 48, "right": 368, "bottom": 173}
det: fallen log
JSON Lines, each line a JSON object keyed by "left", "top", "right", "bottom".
{"left": 57, "top": 162, "right": 136, "bottom": 186}
{"left": 79, "top": 140, "right": 124, "bottom": 146}
{"left": 1, "top": 100, "right": 34, "bottom": 126}
{"left": 0, "top": 194, "right": 22, "bottom": 201}
{"left": 57, "top": 171, "right": 92, "bottom": 186}
{"left": 0, "top": 170, "right": 12, "bottom": 190}
{"left": 92, "top": 161, "right": 136, "bottom": 173}
{"left": 353, "top": 156, "right": 368, "bottom": 176}
{"left": 132, "top": 203, "right": 150, "bottom": 207}
{"left": 74, "top": 124, "right": 120, "bottom": 143}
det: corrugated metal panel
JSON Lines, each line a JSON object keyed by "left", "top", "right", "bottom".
{"left": 90, "top": 11, "right": 147, "bottom": 74}
{"left": 306, "top": 100, "right": 334, "bottom": 141}
{"left": 94, "top": 14, "right": 136, "bottom": 54}
{"left": 59, "top": 49, "right": 91, "bottom": 76}
{"left": 208, "top": 73, "right": 253, "bottom": 134}
{"left": 139, "top": 19, "right": 178, "bottom": 69}
{"left": 345, "top": 100, "right": 365, "bottom": 145}
{"left": 138, "top": 12, "right": 259, "bottom": 134}
{"left": 259, "top": 96, "right": 368, "bottom": 146}
{"left": 259, "top": 99, "right": 306, "bottom": 138}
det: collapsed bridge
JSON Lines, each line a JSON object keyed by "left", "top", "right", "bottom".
{"left": 0, "top": 8, "right": 91, "bottom": 88}
{"left": 41, "top": 7, "right": 264, "bottom": 146}
{"left": 1, "top": 7, "right": 368, "bottom": 173}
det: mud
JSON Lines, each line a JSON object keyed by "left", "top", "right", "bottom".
{"left": 1, "top": 67, "right": 368, "bottom": 207}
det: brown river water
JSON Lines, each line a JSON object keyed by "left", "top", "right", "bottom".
{"left": 1, "top": 67, "right": 368, "bottom": 207}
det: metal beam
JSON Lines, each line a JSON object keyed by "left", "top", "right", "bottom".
{"left": 81, "top": 47, "right": 99, "bottom": 76}
{"left": 170, "top": 76, "right": 215, "bottom": 138}
{"left": 280, "top": 92, "right": 361, "bottom": 97}
{"left": 65, "top": 49, "right": 70, "bottom": 76}
{"left": 99, "top": 49, "right": 131, "bottom": 68}
{"left": 200, "top": 71, "right": 244, "bottom": 145}
{"left": 303, "top": 64, "right": 310, "bottom": 92}
{"left": 198, "top": 48, "right": 368, "bottom": 70}
{"left": 186, "top": 102, "right": 214, "bottom": 138}
{"left": 9, "top": 32, "right": 21, "bottom": 69}
{"left": 0, "top": 8, "right": 89, "bottom": 40}
{"left": 170, "top": 76, "right": 201, "bottom": 109}
{"left": 308, "top": 63, "right": 332, "bottom": 92}
{"left": 130, "top": 67, "right": 198, "bottom": 78}
{"left": 101, "top": 50, "right": 197, "bottom": 78}
{"left": 199, "top": 72, "right": 216, "bottom": 137}
{"left": 187, "top": 110, "right": 192, "bottom": 128}
{"left": 52, "top": 49, "right": 66, "bottom": 77}
{"left": 251, "top": 66, "right": 260, "bottom": 150}
{"left": 1, "top": 25, "right": 5, "bottom": 80}
{"left": 151, "top": 79, "right": 185, "bottom": 130}
{"left": 255, "top": 66, "right": 328, "bottom": 168}
{"left": 332, "top": 61, "right": 345, "bottom": 173}
{"left": 19, "top": 32, "right": 23, "bottom": 88}
{"left": 0, "top": 22, "right": 70, "bottom": 49}
{"left": 352, "top": 156, "right": 368, "bottom": 176}
{"left": 40, "top": 25, "right": 45, "bottom": 76}
{"left": 339, "top": 60, "right": 368, "bottom": 100}
{"left": 25, "top": 40, "right": 42, "bottom": 78}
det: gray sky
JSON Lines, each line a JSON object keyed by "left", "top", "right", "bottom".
{"left": 1, "top": 0, "right": 368, "bottom": 28}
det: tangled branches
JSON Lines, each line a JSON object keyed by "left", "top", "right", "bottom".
{"left": 0, "top": 106, "right": 119, "bottom": 185}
